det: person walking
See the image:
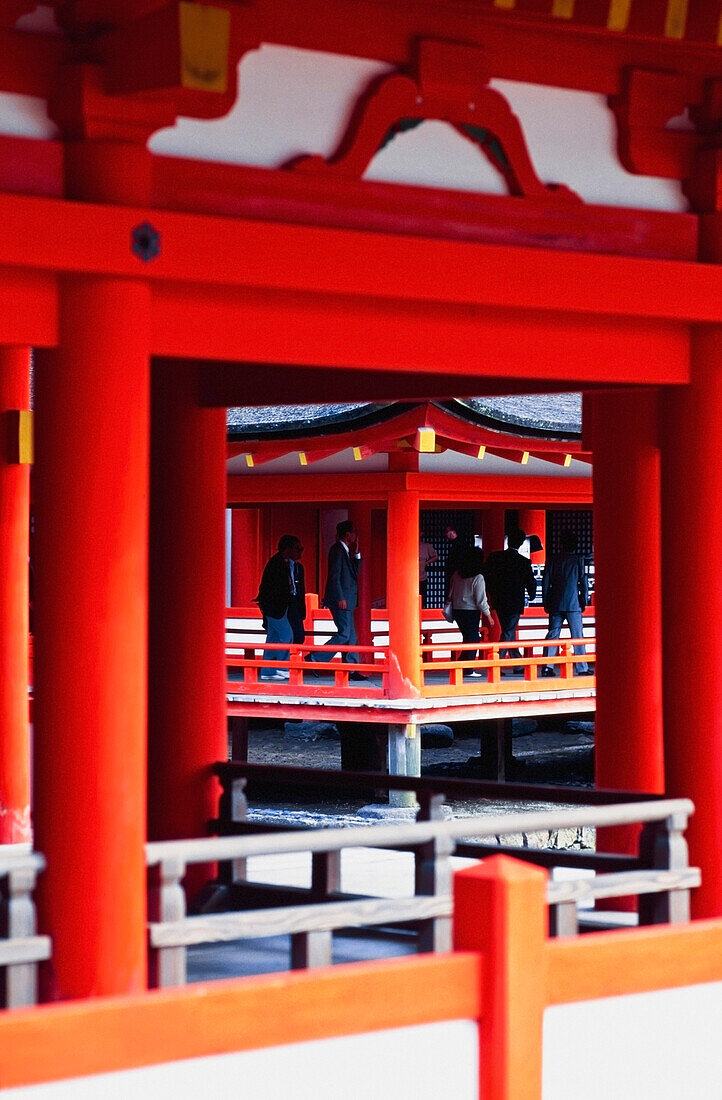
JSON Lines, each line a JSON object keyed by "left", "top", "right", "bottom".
{"left": 256, "top": 534, "right": 305, "bottom": 680}
{"left": 541, "top": 530, "right": 590, "bottom": 676}
{"left": 483, "top": 528, "right": 537, "bottom": 667}
{"left": 448, "top": 547, "right": 491, "bottom": 678}
{"left": 308, "top": 519, "right": 368, "bottom": 680}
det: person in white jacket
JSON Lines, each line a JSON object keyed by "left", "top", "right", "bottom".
{"left": 448, "top": 548, "right": 491, "bottom": 678}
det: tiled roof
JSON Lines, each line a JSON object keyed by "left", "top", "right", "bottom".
{"left": 227, "top": 395, "right": 581, "bottom": 441}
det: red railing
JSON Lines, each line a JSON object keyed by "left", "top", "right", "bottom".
{"left": 226, "top": 604, "right": 596, "bottom": 701}
{"left": 227, "top": 642, "right": 388, "bottom": 697}
{"left": 421, "top": 639, "right": 595, "bottom": 696}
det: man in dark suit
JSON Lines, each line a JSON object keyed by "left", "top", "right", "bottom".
{"left": 541, "top": 530, "right": 590, "bottom": 676}
{"left": 483, "top": 528, "right": 537, "bottom": 665}
{"left": 308, "top": 519, "right": 367, "bottom": 680}
{"left": 256, "top": 534, "right": 305, "bottom": 680}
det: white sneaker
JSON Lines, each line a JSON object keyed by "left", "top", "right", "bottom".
{"left": 466, "top": 670, "right": 483, "bottom": 678}
{"left": 260, "top": 671, "right": 289, "bottom": 681}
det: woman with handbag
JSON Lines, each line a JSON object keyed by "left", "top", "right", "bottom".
{"left": 447, "top": 547, "right": 491, "bottom": 679}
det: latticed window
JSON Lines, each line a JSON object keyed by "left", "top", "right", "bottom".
{"left": 420, "top": 510, "right": 476, "bottom": 608}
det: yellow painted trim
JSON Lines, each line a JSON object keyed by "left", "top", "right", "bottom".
{"left": 521, "top": 451, "right": 530, "bottom": 465}
{"left": 607, "top": 0, "right": 632, "bottom": 31}
{"left": 664, "top": 0, "right": 688, "bottom": 38}
{"left": 718, "top": 13, "right": 722, "bottom": 45}
{"left": 552, "top": 0, "right": 575, "bottom": 18}
{"left": 299, "top": 451, "right": 308, "bottom": 466}
{"left": 179, "top": 1, "right": 231, "bottom": 93}
{"left": 493, "top": 0, "right": 515, "bottom": 9}
{"left": 415, "top": 427, "right": 436, "bottom": 453}
{"left": 477, "top": 445, "right": 486, "bottom": 460}
{"left": 17, "top": 409, "right": 33, "bottom": 464}
{"left": 245, "top": 454, "right": 254, "bottom": 468}
{"left": 563, "top": 453, "right": 572, "bottom": 467}
{"left": 353, "top": 446, "right": 363, "bottom": 461}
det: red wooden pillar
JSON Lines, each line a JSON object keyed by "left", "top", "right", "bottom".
{"left": 33, "top": 276, "right": 150, "bottom": 999}
{"left": 483, "top": 505, "right": 506, "bottom": 553}
{"left": 230, "top": 508, "right": 261, "bottom": 607}
{"left": 587, "top": 390, "right": 664, "bottom": 806}
{"left": 355, "top": 502, "right": 373, "bottom": 649}
{"left": 386, "top": 490, "right": 421, "bottom": 695}
{"left": 31, "top": 96, "right": 156, "bottom": 996}
{"left": 518, "top": 508, "right": 546, "bottom": 564}
{"left": 148, "top": 362, "right": 227, "bottom": 862}
{"left": 0, "top": 347, "right": 31, "bottom": 844}
{"left": 661, "top": 330, "right": 722, "bottom": 916}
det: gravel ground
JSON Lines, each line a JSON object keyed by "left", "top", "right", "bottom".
{"left": 242, "top": 717, "right": 596, "bottom": 844}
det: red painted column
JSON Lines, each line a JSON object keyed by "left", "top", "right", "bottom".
{"left": 355, "top": 502, "right": 373, "bottom": 649}
{"left": 230, "top": 508, "right": 261, "bottom": 607}
{"left": 482, "top": 505, "right": 506, "bottom": 554}
{"left": 0, "top": 347, "right": 31, "bottom": 844}
{"left": 518, "top": 508, "right": 546, "bottom": 564}
{"left": 33, "top": 277, "right": 150, "bottom": 998}
{"left": 661, "top": 330, "right": 722, "bottom": 916}
{"left": 147, "top": 361, "right": 227, "bottom": 862}
{"left": 587, "top": 391, "right": 664, "bottom": 803}
{"left": 386, "top": 490, "right": 421, "bottom": 695}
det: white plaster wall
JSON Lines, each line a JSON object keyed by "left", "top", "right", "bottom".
{"left": 148, "top": 44, "right": 687, "bottom": 213}
{"left": 543, "top": 980, "right": 722, "bottom": 1098}
{"left": 227, "top": 447, "right": 389, "bottom": 476}
{"left": 0, "top": 23, "right": 687, "bottom": 212}
{"left": 227, "top": 447, "right": 588, "bottom": 477}
{"left": 4, "top": 1019, "right": 479, "bottom": 1099}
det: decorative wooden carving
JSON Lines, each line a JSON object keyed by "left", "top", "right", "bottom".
{"left": 288, "top": 40, "right": 581, "bottom": 203}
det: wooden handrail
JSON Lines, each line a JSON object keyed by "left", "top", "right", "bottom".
{"left": 215, "top": 760, "right": 650, "bottom": 805}
{"left": 146, "top": 798, "right": 692, "bottom": 865}
{"left": 147, "top": 796, "right": 697, "bottom": 986}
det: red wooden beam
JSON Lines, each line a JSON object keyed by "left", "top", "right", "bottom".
{"left": 0, "top": 191, "right": 708, "bottom": 324}
{"left": 227, "top": 470, "right": 592, "bottom": 504}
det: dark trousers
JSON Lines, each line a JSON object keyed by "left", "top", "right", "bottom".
{"left": 287, "top": 596, "right": 306, "bottom": 644}
{"left": 312, "top": 605, "right": 360, "bottom": 663}
{"left": 454, "top": 608, "right": 481, "bottom": 662}
{"left": 498, "top": 610, "right": 522, "bottom": 659}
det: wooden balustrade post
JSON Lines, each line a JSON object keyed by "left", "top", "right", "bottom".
{"left": 148, "top": 859, "right": 187, "bottom": 989}
{"left": 415, "top": 793, "right": 452, "bottom": 952}
{"left": 0, "top": 863, "right": 40, "bottom": 1008}
{"left": 454, "top": 856, "right": 547, "bottom": 1100}
{"left": 638, "top": 809, "right": 691, "bottom": 925}
{"left": 291, "top": 930, "right": 333, "bottom": 970}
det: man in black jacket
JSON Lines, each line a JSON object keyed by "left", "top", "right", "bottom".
{"left": 308, "top": 519, "right": 367, "bottom": 679}
{"left": 483, "top": 528, "right": 537, "bottom": 665}
{"left": 256, "top": 535, "right": 306, "bottom": 681}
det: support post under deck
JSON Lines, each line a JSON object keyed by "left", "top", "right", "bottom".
{"left": 388, "top": 723, "right": 420, "bottom": 809}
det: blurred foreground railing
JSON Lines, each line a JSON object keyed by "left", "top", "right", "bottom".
{"left": 146, "top": 796, "right": 697, "bottom": 988}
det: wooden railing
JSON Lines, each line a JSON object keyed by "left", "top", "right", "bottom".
{"left": 227, "top": 642, "right": 388, "bottom": 696}
{"left": 421, "top": 638, "right": 595, "bottom": 694}
{"left": 225, "top": 606, "right": 596, "bottom": 700}
{"left": 0, "top": 848, "right": 51, "bottom": 1009}
{"left": 146, "top": 795, "right": 697, "bottom": 988}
